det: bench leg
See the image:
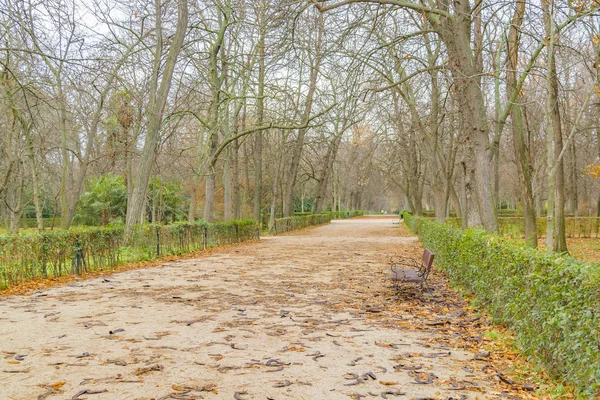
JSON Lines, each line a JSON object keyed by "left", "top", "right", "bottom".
{"left": 419, "top": 280, "right": 432, "bottom": 293}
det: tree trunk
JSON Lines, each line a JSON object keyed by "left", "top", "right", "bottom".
{"left": 204, "top": 170, "right": 216, "bottom": 222}
{"left": 126, "top": 0, "right": 188, "bottom": 234}
{"left": 283, "top": 13, "right": 323, "bottom": 217}
{"left": 188, "top": 175, "right": 200, "bottom": 221}
{"left": 2, "top": 74, "right": 44, "bottom": 230}
{"left": 233, "top": 136, "right": 241, "bottom": 220}
{"left": 567, "top": 128, "right": 578, "bottom": 216}
{"left": 269, "top": 131, "right": 286, "bottom": 230}
{"left": 202, "top": 6, "right": 229, "bottom": 223}
{"left": 8, "top": 165, "right": 24, "bottom": 234}
{"left": 439, "top": 7, "right": 497, "bottom": 232}
{"left": 449, "top": 185, "right": 462, "bottom": 219}
{"left": 188, "top": 127, "right": 206, "bottom": 222}
{"left": 314, "top": 128, "right": 343, "bottom": 212}
{"left": 542, "top": 0, "right": 568, "bottom": 253}
{"left": 253, "top": 8, "right": 266, "bottom": 223}
{"left": 58, "top": 83, "right": 69, "bottom": 229}
{"left": 203, "top": 135, "right": 219, "bottom": 222}
{"left": 507, "top": 0, "right": 537, "bottom": 248}
{"left": 595, "top": 38, "right": 600, "bottom": 217}
{"left": 223, "top": 147, "right": 232, "bottom": 220}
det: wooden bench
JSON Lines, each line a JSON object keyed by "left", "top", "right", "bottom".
{"left": 390, "top": 249, "right": 434, "bottom": 292}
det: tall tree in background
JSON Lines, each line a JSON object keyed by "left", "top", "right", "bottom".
{"left": 283, "top": 10, "right": 324, "bottom": 216}
{"left": 542, "top": 0, "right": 568, "bottom": 252}
{"left": 125, "top": 0, "right": 188, "bottom": 232}
{"left": 507, "top": 0, "right": 538, "bottom": 248}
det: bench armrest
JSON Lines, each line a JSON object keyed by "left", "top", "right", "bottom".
{"left": 389, "top": 255, "right": 418, "bottom": 265}
{"left": 390, "top": 258, "right": 420, "bottom": 272}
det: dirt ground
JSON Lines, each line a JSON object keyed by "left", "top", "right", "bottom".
{"left": 0, "top": 217, "right": 542, "bottom": 400}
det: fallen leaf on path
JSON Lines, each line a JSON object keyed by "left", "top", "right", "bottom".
{"left": 135, "top": 364, "right": 163, "bottom": 375}
{"left": 71, "top": 388, "right": 108, "bottom": 399}
{"left": 50, "top": 381, "right": 66, "bottom": 389}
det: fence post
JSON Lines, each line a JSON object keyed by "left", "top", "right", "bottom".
{"left": 73, "top": 239, "right": 84, "bottom": 276}
{"left": 156, "top": 227, "right": 161, "bottom": 257}
{"left": 41, "top": 234, "right": 48, "bottom": 278}
{"left": 203, "top": 225, "right": 208, "bottom": 249}
{"left": 235, "top": 224, "right": 239, "bottom": 243}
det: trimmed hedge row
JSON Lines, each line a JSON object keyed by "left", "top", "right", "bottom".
{"left": 0, "top": 219, "right": 258, "bottom": 290}
{"left": 417, "top": 209, "right": 520, "bottom": 218}
{"left": 445, "top": 216, "right": 600, "bottom": 238}
{"left": 272, "top": 210, "right": 364, "bottom": 235}
{"left": 404, "top": 213, "right": 600, "bottom": 394}
{"left": 326, "top": 210, "right": 364, "bottom": 219}
{"left": 1, "top": 217, "right": 63, "bottom": 229}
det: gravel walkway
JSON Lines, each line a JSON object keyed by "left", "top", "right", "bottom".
{"left": 0, "top": 217, "right": 524, "bottom": 399}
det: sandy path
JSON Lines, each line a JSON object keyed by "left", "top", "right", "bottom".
{"left": 1, "top": 217, "right": 499, "bottom": 400}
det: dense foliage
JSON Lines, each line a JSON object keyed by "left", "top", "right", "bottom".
{"left": 404, "top": 213, "right": 600, "bottom": 394}
{"left": 75, "top": 174, "right": 128, "bottom": 226}
{"left": 0, "top": 211, "right": 364, "bottom": 289}
{"left": 0, "top": 220, "right": 258, "bottom": 290}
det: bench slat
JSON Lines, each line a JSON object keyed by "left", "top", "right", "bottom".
{"left": 390, "top": 249, "right": 434, "bottom": 292}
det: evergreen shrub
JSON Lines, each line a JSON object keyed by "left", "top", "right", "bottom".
{"left": 0, "top": 219, "right": 258, "bottom": 289}
{"left": 404, "top": 213, "right": 600, "bottom": 394}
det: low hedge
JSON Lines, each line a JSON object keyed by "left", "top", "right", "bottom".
{"left": 445, "top": 216, "right": 600, "bottom": 238}
{"left": 272, "top": 210, "right": 364, "bottom": 235}
{"left": 326, "top": 210, "right": 364, "bottom": 219}
{"left": 404, "top": 213, "right": 600, "bottom": 394}
{"left": 0, "top": 219, "right": 258, "bottom": 290}
{"left": 272, "top": 214, "right": 332, "bottom": 234}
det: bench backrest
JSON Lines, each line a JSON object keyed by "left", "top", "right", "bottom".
{"left": 421, "top": 249, "right": 434, "bottom": 278}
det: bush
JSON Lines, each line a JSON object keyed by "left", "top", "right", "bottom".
{"left": 272, "top": 210, "right": 363, "bottom": 235}
{"left": 325, "top": 210, "right": 364, "bottom": 219}
{"left": 75, "top": 174, "right": 128, "bottom": 226}
{"left": 405, "top": 214, "right": 600, "bottom": 395}
{"left": 272, "top": 214, "right": 331, "bottom": 234}
{"left": 0, "top": 219, "right": 259, "bottom": 290}
{"left": 443, "top": 216, "right": 600, "bottom": 238}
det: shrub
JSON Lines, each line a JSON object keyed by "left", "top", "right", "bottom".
{"left": 444, "top": 216, "right": 600, "bottom": 238}
{"left": 272, "top": 210, "right": 363, "bottom": 235}
{"left": 0, "top": 219, "right": 259, "bottom": 290}
{"left": 75, "top": 174, "right": 127, "bottom": 226}
{"left": 405, "top": 214, "right": 600, "bottom": 395}
{"left": 272, "top": 214, "right": 331, "bottom": 234}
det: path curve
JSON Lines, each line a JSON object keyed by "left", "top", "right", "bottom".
{"left": 1, "top": 217, "right": 508, "bottom": 399}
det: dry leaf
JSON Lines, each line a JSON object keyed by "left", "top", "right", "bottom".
{"left": 50, "top": 381, "right": 66, "bottom": 389}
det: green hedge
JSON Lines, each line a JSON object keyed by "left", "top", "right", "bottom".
{"left": 272, "top": 210, "right": 363, "bottom": 235}
{"left": 272, "top": 214, "right": 331, "bottom": 234}
{"left": 326, "top": 210, "right": 364, "bottom": 219}
{"left": 445, "top": 217, "right": 547, "bottom": 237}
{"left": 0, "top": 219, "right": 258, "bottom": 290}
{"left": 404, "top": 213, "right": 600, "bottom": 394}
{"left": 444, "top": 216, "right": 600, "bottom": 238}
{"left": 497, "top": 209, "right": 523, "bottom": 216}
